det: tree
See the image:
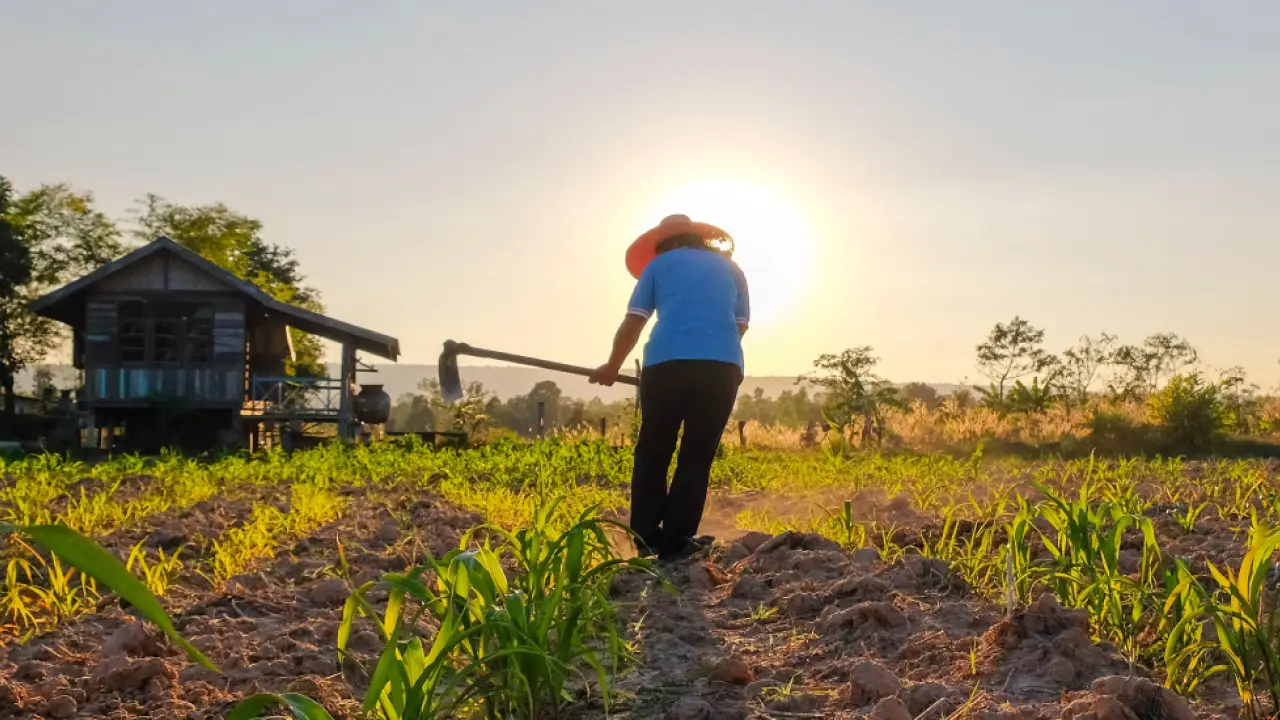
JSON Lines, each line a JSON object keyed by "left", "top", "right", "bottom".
{"left": 803, "top": 347, "right": 901, "bottom": 432}
{"left": 898, "top": 382, "right": 941, "bottom": 409}
{"left": 1, "top": 180, "right": 125, "bottom": 433}
{"left": 1057, "top": 333, "right": 1117, "bottom": 407}
{"left": 1108, "top": 333, "right": 1199, "bottom": 399}
{"left": 31, "top": 366, "right": 58, "bottom": 413}
{"left": 131, "top": 195, "right": 326, "bottom": 376}
{"left": 387, "top": 392, "right": 435, "bottom": 432}
{"left": 975, "top": 316, "right": 1057, "bottom": 402}
{"left": 0, "top": 178, "right": 30, "bottom": 298}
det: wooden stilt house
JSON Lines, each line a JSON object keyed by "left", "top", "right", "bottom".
{"left": 27, "top": 237, "right": 399, "bottom": 453}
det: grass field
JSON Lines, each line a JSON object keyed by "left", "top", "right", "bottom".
{"left": 3, "top": 431, "right": 1280, "bottom": 719}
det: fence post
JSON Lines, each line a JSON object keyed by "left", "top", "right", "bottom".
{"left": 598, "top": 416, "right": 607, "bottom": 439}
{"left": 536, "top": 401, "right": 545, "bottom": 439}
{"left": 738, "top": 420, "right": 747, "bottom": 448}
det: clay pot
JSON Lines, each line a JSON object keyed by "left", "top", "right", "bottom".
{"left": 354, "top": 384, "right": 391, "bottom": 425}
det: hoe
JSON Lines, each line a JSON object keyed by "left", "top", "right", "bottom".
{"left": 438, "top": 340, "right": 639, "bottom": 403}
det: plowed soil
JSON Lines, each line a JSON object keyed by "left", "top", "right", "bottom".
{"left": 0, "top": 492, "right": 1251, "bottom": 720}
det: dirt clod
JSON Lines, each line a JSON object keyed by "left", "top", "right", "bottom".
{"left": 102, "top": 620, "right": 159, "bottom": 658}
{"left": 872, "top": 695, "right": 913, "bottom": 720}
{"left": 93, "top": 656, "right": 173, "bottom": 692}
{"left": 309, "top": 577, "right": 350, "bottom": 606}
{"left": 708, "top": 656, "right": 754, "bottom": 686}
{"left": 44, "top": 694, "right": 78, "bottom": 718}
{"left": 847, "top": 660, "right": 901, "bottom": 707}
{"left": 1090, "top": 676, "right": 1194, "bottom": 720}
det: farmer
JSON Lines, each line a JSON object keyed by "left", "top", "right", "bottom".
{"left": 589, "top": 214, "right": 749, "bottom": 561}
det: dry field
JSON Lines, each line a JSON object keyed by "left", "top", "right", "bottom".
{"left": 2, "top": 437, "right": 1279, "bottom": 719}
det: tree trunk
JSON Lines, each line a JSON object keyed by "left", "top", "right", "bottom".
{"left": 1, "top": 370, "right": 15, "bottom": 438}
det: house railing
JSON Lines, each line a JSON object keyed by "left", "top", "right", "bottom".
{"left": 247, "top": 376, "right": 344, "bottom": 418}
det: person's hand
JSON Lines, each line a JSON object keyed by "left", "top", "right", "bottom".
{"left": 589, "top": 363, "right": 620, "bottom": 386}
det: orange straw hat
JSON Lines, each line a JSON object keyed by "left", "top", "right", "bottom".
{"left": 626, "top": 214, "right": 734, "bottom": 279}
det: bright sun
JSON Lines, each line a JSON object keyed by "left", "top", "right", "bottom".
{"left": 648, "top": 180, "right": 815, "bottom": 326}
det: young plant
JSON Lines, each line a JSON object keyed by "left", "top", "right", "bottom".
{"left": 337, "top": 497, "right": 664, "bottom": 720}
{"left": 1189, "top": 523, "right": 1280, "bottom": 719}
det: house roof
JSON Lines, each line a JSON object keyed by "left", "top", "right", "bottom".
{"left": 28, "top": 237, "right": 400, "bottom": 360}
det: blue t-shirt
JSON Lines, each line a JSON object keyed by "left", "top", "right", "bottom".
{"left": 626, "top": 248, "right": 750, "bottom": 372}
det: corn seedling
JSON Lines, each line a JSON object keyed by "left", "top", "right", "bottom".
{"left": 126, "top": 542, "right": 185, "bottom": 597}
{"left": 336, "top": 496, "right": 665, "bottom": 720}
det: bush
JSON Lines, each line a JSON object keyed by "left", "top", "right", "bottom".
{"left": 1080, "top": 408, "right": 1156, "bottom": 456}
{"left": 1145, "top": 373, "right": 1233, "bottom": 453}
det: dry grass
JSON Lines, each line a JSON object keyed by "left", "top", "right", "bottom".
{"left": 729, "top": 400, "right": 1145, "bottom": 452}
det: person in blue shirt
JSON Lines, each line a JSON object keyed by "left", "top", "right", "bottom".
{"left": 590, "top": 214, "right": 749, "bottom": 561}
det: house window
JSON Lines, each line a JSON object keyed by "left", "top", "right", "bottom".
{"left": 118, "top": 302, "right": 148, "bottom": 364}
{"left": 116, "top": 301, "right": 218, "bottom": 365}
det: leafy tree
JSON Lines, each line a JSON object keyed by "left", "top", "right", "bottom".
{"left": 1057, "top": 333, "right": 1117, "bottom": 407}
{"left": 131, "top": 195, "right": 326, "bottom": 376}
{"left": 802, "top": 347, "right": 901, "bottom": 431}
{"left": 31, "top": 366, "right": 58, "bottom": 413}
{"left": 898, "top": 382, "right": 941, "bottom": 409}
{"left": 974, "top": 316, "right": 1057, "bottom": 402}
{"left": 1005, "top": 376, "right": 1059, "bottom": 414}
{"left": 1, "top": 180, "right": 125, "bottom": 433}
{"left": 387, "top": 392, "right": 436, "bottom": 432}
{"left": 1108, "top": 333, "right": 1199, "bottom": 399}
{"left": 0, "top": 178, "right": 30, "bottom": 297}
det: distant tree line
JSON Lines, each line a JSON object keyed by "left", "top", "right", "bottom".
{"left": 393, "top": 314, "right": 1273, "bottom": 454}
{"left": 387, "top": 378, "right": 636, "bottom": 439}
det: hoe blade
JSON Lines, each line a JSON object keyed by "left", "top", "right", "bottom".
{"left": 438, "top": 341, "right": 464, "bottom": 404}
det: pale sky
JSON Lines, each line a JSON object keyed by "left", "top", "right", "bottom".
{"left": 4, "top": 2, "right": 1279, "bottom": 386}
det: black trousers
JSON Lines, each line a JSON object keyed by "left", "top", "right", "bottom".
{"left": 630, "top": 359, "right": 742, "bottom": 556}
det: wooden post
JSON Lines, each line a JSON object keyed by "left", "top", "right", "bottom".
{"left": 598, "top": 417, "right": 607, "bottom": 439}
{"left": 738, "top": 420, "right": 747, "bottom": 448}
{"left": 337, "top": 341, "right": 356, "bottom": 443}
{"left": 536, "top": 401, "right": 546, "bottom": 438}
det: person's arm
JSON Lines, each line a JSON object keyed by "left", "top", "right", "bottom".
{"left": 732, "top": 260, "right": 750, "bottom": 340}
{"left": 591, "top": 265, "right": 655, "bottom": 386}
{"left": 591, "top": 314, "right": 647, "bottom": 385}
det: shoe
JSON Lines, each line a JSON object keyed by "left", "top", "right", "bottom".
{"left": 634, "top": 539, "right": 659, "bottom": 559}
{"left": 658, "top": 536, "right": 714, "bottom": 563}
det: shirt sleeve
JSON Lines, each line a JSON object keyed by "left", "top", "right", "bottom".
{"left": 731, "top": 261, "right": 750, "bottom": 326}
{"left": 627, "top": 263, "right": 657, "bottom": 319}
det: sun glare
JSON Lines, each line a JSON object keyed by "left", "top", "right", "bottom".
{"left": 648, "top": 181, "right": 815, "bottom": 326}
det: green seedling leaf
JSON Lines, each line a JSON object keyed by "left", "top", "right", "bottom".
{"left": 227, "top": 693, "right": 336, "bottom": 720}
{"left": 6, "top": 523, "right": 217, "bottom": 671}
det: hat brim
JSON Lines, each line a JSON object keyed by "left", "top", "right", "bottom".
{"left": 626, "top": 220, "right": 732, "bottom": 279}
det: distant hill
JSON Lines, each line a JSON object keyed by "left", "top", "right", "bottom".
{"left": 17, "top": 364, "right": 968, "bottom": 402}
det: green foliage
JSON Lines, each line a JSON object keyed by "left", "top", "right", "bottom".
{"left": 1109, "top": 333, "right": 1199, "bottom": 399}
{"left": 0, "top": 177, "right": 31, "bottom": 297}
{"left": 897, "top": 382, "right": 941, "bottom": 409}
{"left": 1007, "top": 377, "right": 1058, "bottom": 413}
{"left": 227, "top": 694, "right": 336, "bottom": 720}
{"left": 1177, "top": 522, "right": 1280, "bottom": 719}
{"left": 0, "top": 521, "right": 216, "bottom": 670}
{"left": 336, "top": 497, "right": 661, "bottom": 719}
{"left": 1021, "top": 480, "right": 1163, "bottom": 664}
{"left": 974, "top": 316, "right": 1057, "bottom": 401}
{"left": 1056, "top": 333, "right": 1117, "bottom": 407}
{"left": 803, "top": 346, "right": 901, "bottom": 431}
{"left": 734, "top": 385, "right": 825, "bottom": 425}
{"left": 1146, "top": 372, "right": 1233, "bottom": 452}
{"left": 0, "top": 180, "right": 125, "bottom": 430}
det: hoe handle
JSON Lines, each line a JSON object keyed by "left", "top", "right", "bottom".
{"left": 447, "top": 342, "right": 640, "bottom": 387}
